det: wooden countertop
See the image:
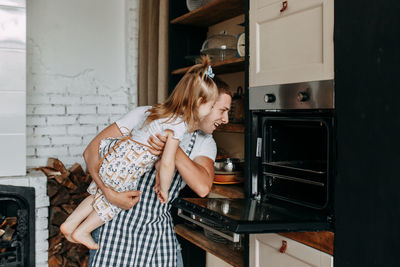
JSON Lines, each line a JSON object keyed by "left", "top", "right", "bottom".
{"left": 210, "top": 184, "right": 245, "bottom": 198}
{"left": 175, "top": 224, "right": 244, "bottom": 267}
{"left": 279, "top": 231, "right": 334, "bottom": 255}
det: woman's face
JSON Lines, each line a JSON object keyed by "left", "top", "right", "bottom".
{"left": 198, "top": 93, "right": 231, "bottom": 134}
{"left": 198, "top": 100, "right": 215, "bottom": 121}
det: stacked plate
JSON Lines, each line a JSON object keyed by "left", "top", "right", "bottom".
{"left": 214, "top": 171, "right": 243, "bottom": 184}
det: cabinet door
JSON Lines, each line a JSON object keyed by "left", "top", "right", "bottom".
{"left": 249, "top": 0, "right": 334, "bottom": 87}
{"left": 249, "top": 233, "right": 333, "bottom": 267}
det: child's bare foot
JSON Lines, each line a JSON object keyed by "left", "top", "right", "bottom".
{"left": 71, "top": 229, "right": 99, "bottom": 250}
{"left": 60, "top": 222, "right": 77, "bottom": 243}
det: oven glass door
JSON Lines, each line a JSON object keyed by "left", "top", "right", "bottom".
{"left": 260, "top": 116, "right": 333, "bottom": 210}
{"left": 172, "top": 197, "right": 332, "bottom": 233}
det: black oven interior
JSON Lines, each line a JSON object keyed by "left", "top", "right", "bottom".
{"left": 257, "top": 114, "right": 334, "bottom": 210}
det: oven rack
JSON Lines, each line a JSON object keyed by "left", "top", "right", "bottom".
{"left": 177, "top": 209, "right": 241, "bottom": 243}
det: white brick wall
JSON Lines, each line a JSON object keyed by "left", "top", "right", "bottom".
{"left": 26, "top": 0, "right": 140, "bottom": 169}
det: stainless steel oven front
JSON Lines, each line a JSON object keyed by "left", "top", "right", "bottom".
{"left": 172, "top": 80, "right": 335, "bottom": 240}
{"left": 249, "top": 80, "right": 335, "bottom": 215}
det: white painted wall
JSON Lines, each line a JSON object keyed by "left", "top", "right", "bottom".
{"left": 0, "top": 0, "right": 27, "bottom": 176}
{"left": 26, "top": 0, "right": 139, "bottom": 168}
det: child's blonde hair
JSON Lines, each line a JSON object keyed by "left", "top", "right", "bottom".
{"left": 145, "top": 56, "right": 218, "bottom": 131}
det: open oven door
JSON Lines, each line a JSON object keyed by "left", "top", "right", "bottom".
{"left": 172, "top": 197, "right": 333, "bottom": 234}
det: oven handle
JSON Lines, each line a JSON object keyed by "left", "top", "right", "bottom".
{"left": 177, "top": 209, "right": 241, "bottom": 243}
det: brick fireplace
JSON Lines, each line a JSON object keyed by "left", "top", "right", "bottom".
{"left": 0, "top": 170, "right": 49, "bottom": 267}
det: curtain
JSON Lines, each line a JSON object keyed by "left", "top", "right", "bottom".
{"left": 138, "top": 0, "right": 169, "bottom": 106}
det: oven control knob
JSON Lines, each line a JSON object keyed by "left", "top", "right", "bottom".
{"left": 297, "top": 91, "right": 310, "bottom": 102}
{"left": 264, "top": 94, "right": 276, "bottom": 103}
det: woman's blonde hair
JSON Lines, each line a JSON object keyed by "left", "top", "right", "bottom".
{"left": 145, "top": 56, "right": 218, "bottom": 131}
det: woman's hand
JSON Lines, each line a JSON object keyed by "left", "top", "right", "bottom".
{"left": 103, "top": 187, "right": 142, "bottom": 210}
{"left": 147, "top": 133, "right": 167, "bottom": 155}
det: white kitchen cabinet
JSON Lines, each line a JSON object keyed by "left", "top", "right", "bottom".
{"left": 249, "top": 0, "right": 334, "bottom": 87}
{"left": 250, "top": 233, "right": 333, "bottom": 267}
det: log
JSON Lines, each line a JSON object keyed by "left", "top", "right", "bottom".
{"left": 69, "top": 163, "right": 86, "bottom": 178}
{"left": 55, "top": 174, "right": 78, "bottom": 191}
{"left": 81, "top": 255, "right": 89, "bottom": 267}
{"left": 0, "top": 217, "right": 17, "bottom": 229}
{"left": 48, "top": 254, "right": 63, "bottom": 267}
{"left": 82, "top": 174, "right": 92, "bottom": 184}
{"left": 62, "top": 258, "right": 79, "bottom": 267}
{"left": 47, "top": 180, "right": 62, "bottom": 198}
{"left": 44, "top": 159, "right": 89, "bottom": 267}
{"left": 51, "top": 186, "right": 71, "bottom": 206}
{"left": 69, "top": 181, "right": 87, "bottom": 195}
{"left": 61, "top": 204, "right": 75, "bottom": 215}
{"left": 48, "top": 233, "right": 64, "bottom": 255}
{"left": 58, "top": 240, "right": 74, "bottom": 255}
{"left": 49, "top": 224, "right": 59, "bottom": 238}
{"left": 50, "top": 207, "right": 68, "bottom": 226}
{"left": 70, "top": 193, "right": 89, "bottom": 205}
{"left": 66, "top": 246, "right": 82, "bottom": 264}
{"left": 2, "top": 225, "right": 15, "bottom": 241}
{"left": 47, "top": 158, "right": 69, "bottom": 174}
{"left": 40, "top": 166, "right": 62, "bottom": 177}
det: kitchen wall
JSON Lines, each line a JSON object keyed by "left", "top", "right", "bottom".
{"left": 26, "top": 0, "right": 139, "bottom": 168}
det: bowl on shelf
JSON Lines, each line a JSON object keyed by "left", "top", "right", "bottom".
{"left": 214, "top": 158, "right": 243, "bottom": 172}
{"left": 186, "top": 0, "right": 211, "bottom": 11}
{"left": 200, "top": 32, "right": 237, "bottom": 62}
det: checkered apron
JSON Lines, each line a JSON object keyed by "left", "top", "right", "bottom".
{"left": 90, "top": 131, "right": 198, "bottom": 267}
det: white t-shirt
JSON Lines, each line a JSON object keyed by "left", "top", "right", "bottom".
{"left": 129, "top": 115, "right": 187, "bottom": 146}
{"left": 116, "top": 106, "right": 217, "bottom": 187}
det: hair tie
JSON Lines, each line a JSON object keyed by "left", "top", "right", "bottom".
{"left": 204, "top": 65, "right": 215, "bottom": 79}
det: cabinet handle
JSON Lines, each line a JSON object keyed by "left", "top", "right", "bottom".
{"left": 279, "top": 240, "right": 287, "bottom": 253}
{"left": 280, "top": 1, "right": 288, "bottom": 12}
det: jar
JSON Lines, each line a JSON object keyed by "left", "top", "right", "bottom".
{"left": 229, "top": 86, "right": 245, "bottom": 123}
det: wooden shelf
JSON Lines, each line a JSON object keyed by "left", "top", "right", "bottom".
{"left": 170, "top": 0, "right": 245, "bottom": 27}
{"left": 175, "top": 224, "right": 244, "bottom": 267}
{"left": 214, "top": 123, "right": 245, "bottom": 133}
{"left": 171, "top": 57, "right": 245, "bottom": 76}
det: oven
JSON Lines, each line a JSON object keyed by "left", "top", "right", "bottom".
{"left": 172, "top": 80, "right": 335, "bottom": 242}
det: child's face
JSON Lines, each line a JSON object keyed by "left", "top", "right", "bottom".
{"left": 198, "top": 100, "right": 215, "bottom": 120}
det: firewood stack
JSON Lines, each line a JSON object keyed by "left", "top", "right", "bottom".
{"left": 41, "top": 158, "right": 92, "bottom": 267}
{"left": 0, "top": 217, "right": 17, "bottom": 248}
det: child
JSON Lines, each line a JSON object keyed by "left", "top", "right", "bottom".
{"left": 60, "top": 56, "right": 218, "bottom": 250}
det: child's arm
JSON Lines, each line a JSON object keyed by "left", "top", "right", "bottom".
{"left": 157, "top": 130, "right": 180, "bottom": 203}
{"left": 149, "top": 133, "right": 214, "bottom": 198}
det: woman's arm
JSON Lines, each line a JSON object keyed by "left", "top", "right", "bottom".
{"left": 83, "top": 123, "right": 141, "bottom": 209}
{"left": 175, "top": 148, "right": 214, "bottom": 197}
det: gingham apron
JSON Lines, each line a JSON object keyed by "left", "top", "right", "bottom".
{"left": 90, "top": 131, "right": 198, "bottom": 267}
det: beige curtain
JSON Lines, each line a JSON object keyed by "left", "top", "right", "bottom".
{"left": 138, "top": 0, "right": 169, "bottom": 106}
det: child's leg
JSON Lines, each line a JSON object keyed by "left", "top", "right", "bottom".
{"left": 71, "top": 210, "right": 104, "bottom": 250}
{"left": 60, "top": 195, "right": 95, "bottom": 243}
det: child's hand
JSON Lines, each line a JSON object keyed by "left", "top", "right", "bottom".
{"left": 153, "top": 169, "right": 160, "bottom": 193}
{"left": 147, "top": 133, "right": 167, "bottom": 155}
{"left": 153, "top": 171, "right": 167, "bottom": 203}
{"left": 157, "top": 191, "right": 168, "bottom": 204}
